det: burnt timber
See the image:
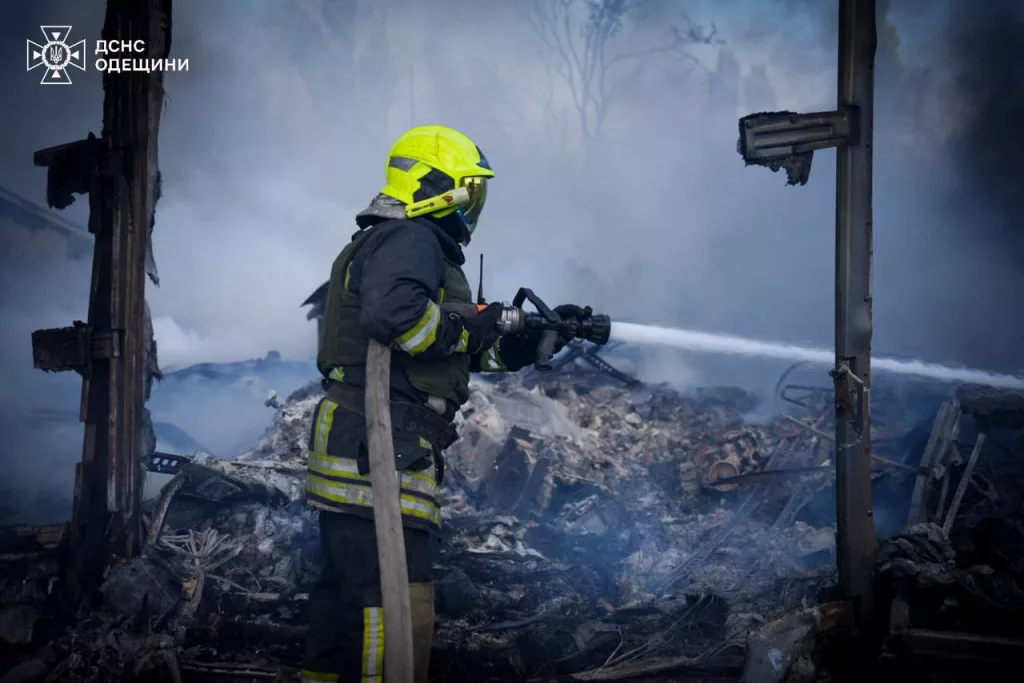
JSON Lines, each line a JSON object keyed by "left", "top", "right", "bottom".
{"left": 30, "top": 0, "right": 171, "bottom": 601}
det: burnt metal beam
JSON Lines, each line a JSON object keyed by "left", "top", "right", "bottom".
{"left": 0, "top": 523, "right": 68, "bottom": 561}
{"left": 31, "top": 0, "right": 171, "bottom": 602}
{"left": 832, "top": 0, "right": 878, "bottom": 629}
{"left": 940, "top": 433, "right": 986, "bottom": 535}
{"left": 737, "top": 0, "right": 878, "bottom": 629}
{"left": 906, "top": 628, "right": 1024, "bottom": 663}
{"left": 906, "top": 397, "right": 959, "bottom": 526}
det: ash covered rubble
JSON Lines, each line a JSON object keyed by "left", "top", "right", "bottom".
{"left": 7, "top": 369, "right": 1022, "bottom": 682}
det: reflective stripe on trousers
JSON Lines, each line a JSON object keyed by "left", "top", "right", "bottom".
{"left": 306, "top": 454, "right": 441, "bottom": 528}
{"left": 306, "top": 395, "right": 442, "bottom": 528}
{"left": 362, "top": 606, "right": 384, "bottom": 680}
{"left": 304, "top": 598, "right": 430, "bottom": 682}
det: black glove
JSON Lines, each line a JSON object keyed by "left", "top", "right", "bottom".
{"left": 493, "top": 330, "right": 541, "bottom": 371}
{"left": 462, "top": 302, "right": 503, "bottom": 353}
{"left": 553, "top": 303, "right": 592, "bottom": 321}
{"left": 497, "top": 303, "right": 590, "bottom": 370}
{"left": 499, "top": 327, "right": 568, "bottom": 371}
{"left": 550, "top": 303, "right": 592, "bottom": 353}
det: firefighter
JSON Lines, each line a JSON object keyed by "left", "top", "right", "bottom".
{"left": 301, "top": 125, "right": 588, "bottom": 683}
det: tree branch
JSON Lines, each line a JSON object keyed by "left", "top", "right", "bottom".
{"left": 515, "top": 0, "right": 722, "bottom": 148}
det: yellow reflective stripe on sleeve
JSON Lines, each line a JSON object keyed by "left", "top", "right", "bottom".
{"left": 344, "top": 263, "right": 353, "bottom": 290}
{"left": 361, "top": 607, "right": 384, "bottom": 681}
{"left": 453, "top": 328, "right": 470, "bottom": 353}
{"left": 328, "top": 367, "right": 345, "bottom": 383}
{"left": 300, "top": 671, "right": 339, "bottom": 682}
{"left": 480, "top": 338, "right": 507, "bottom": 371}
{"left": 418, "top": 436, "right": 432, "bottom": 449}
{"left": 438, "top": 286, "right": 446, "bottom": 304}
{"left": 395, "top": 300, "right": 441, "bottom": 355}
{"left": 312, "top": 400, "right": 338, "bottom": 455}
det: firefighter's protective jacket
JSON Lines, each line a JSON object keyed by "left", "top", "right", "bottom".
{"left": 306, "top": 200, "right": 511, "bottom": 531}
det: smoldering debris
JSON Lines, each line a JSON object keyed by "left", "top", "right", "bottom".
{"left": 3, "top": 370, "right": 1024, "bottom": 682}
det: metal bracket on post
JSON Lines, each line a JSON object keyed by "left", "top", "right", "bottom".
{"left": 30, "top": 323, "right": 122, "bottom": 378}
{"left": 831, "top": 362, "right": 867, "bottom": 423}
{"left": 738, "top": 109, "right": 851, "bottom": 185}
{"left": 33, "top": 134, "right": 109, "bottom": 213}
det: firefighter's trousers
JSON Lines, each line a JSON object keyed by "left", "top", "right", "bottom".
{"left": 301, "top": 510, "right": 435, "bottom": 683}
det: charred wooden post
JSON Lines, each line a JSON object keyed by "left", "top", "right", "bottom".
{"left": 31, "top": 0, "right": 171, "bottom": 601}
{"left": 736, "top": 0, "right": 878, "bottom": 630}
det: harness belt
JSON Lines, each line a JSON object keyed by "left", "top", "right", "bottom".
{"left": 324, "top": 380, "right": 459, "bottom": 450}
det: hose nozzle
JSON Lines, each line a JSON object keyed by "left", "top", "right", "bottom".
{"left": 579, "top": 314, "right": 611, "bottom": 346}
{"left": 442, "top": 289, "right": 611, "bottom": 370}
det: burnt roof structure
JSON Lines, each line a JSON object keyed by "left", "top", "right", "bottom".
{"left": 302, "top": 280, "right": 329, "bottom": 343}
{"left": 0, "top": 184, "right": 91, "bottom": 259}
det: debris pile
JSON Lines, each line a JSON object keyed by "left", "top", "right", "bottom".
{"left": 0, "top": 373, "right": 838, "bottom": 681}
{"left": 8, "top": 368, "right": 1019, "bottom": 681}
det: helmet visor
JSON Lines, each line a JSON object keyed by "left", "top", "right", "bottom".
{"left": 460, "top": 176, "right": 488, "bottom": 235}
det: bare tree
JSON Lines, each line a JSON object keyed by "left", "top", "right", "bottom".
{"left": 476, "top": 56, "right": 571, "bottom": 157}
{"left": 513, "top": 0, "right": 720, "bottom": 149}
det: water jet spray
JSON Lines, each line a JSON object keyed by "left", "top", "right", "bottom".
{"left": 611, "top": 322, "right": 1024, "bottom": 391}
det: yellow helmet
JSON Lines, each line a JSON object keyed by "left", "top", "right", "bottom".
{"left": 380, "top": 125, "right": 495, "bottom": 243}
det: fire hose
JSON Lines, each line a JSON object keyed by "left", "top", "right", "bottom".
{"left": 364, "top": 286, "right": 611, "bottom": 681}
{"left": 365, "top": 339, "right": 415, "bottom": 683}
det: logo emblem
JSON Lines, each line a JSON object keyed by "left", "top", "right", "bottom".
{"left": 27, "top": 26, "right": 86, "bottom": 85}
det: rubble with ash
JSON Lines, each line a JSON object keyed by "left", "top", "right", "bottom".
{"left": 4, "top": 370, "right": 1023, "bottom": 681}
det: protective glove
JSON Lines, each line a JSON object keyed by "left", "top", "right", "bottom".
{"left": 461, "top": 302, "right": 504, "bottom": 353}
{"left": 553, "top": 303, "right": 592, "bottom": 322}
{"left": 551, "top": 303, "right": 592, "bottom": 352}
{"left": 492, "top": 330, "right": 540, "bottom": 371}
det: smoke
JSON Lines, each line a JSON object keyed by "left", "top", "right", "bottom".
{"left": 947, "top": 1, "right": 1024, "bottom": 246}
{"left": 151, "top": 315, "right": 309, "bottom": 368}
{"left": 0, "top": 0, "right": 1022, "bottom": 522}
